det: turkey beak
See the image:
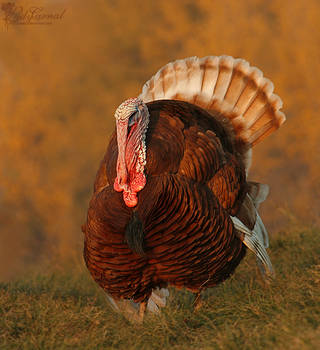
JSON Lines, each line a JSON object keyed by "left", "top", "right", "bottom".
{"left": 115, "top": 119, "right": 129, "bottom": 190}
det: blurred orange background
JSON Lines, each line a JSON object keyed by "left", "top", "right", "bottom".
{"left": 0, "top": 0, "right": 319, "bottom": 280}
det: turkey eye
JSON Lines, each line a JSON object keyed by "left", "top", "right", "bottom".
{"left": 128, "top": 112, "right": 137, "bottom": 127}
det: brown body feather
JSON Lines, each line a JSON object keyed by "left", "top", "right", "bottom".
{"left": 83, "top": 100, "right": 247, "bottom": 303}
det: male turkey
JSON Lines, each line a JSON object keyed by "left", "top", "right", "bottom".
{"left": 83, "top": 55, "right": 285, "bottom": 322}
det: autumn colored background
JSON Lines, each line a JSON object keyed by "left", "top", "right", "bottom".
{"left": 0, "top": 0, "right": 319, "bottom": 281}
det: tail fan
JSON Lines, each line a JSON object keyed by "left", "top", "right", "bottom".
{"left": 139, "top": 55, "right": 286, "bottom": 172}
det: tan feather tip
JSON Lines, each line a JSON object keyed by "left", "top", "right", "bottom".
{"left": 233, "top": 58, "right": 250, "bottom": 75}
{"left": 200, "top": 55, "right": 219, "bottom": 67}
{"left": 174, "top": 58, "right": 189, "bottom": 68}
{"left": 261, "top": 78, "right": 274, "bottom": 98}
{"left": 268, "top": 94, "right": 283, "bottom": 111}
{"left": 249, "top": 67, "right": 263, "bottom": 87}
{"left": 161, "top": 62, "right": 175, "bottom": 76}
{"left": 275, "top": 111, "right": 286, "bottom": 127}
{"left": 185, "top": 56, "right": 199, "bottom": 66}
{"left": 219, "top": 55, "right": 234, "bottom": 69}
{"left": 142, "top": 78, "right": 155, "bottom": 99}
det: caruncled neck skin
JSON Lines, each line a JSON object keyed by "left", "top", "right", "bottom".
{"left": 113, "top": 98, "right": 149, "bottom": 207}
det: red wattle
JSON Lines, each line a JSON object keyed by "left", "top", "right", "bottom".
{"left": 130, "top": 172, "right": 146, "bottom": 192}
{"left": 114, "top": 171, "right": 146, "bottom": 207}
{"left": 123, "top": 191, "right": 138, "bottom": 207}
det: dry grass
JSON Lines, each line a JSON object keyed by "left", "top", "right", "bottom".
{"left": 0, "top": 227, "right": 319, "bottom": 349}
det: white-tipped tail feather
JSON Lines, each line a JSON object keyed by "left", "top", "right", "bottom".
{"left": 231, "top": 215, "right": 274, "bottom": 280}
{"left": 147, "top": 288, "right": 170, "bottom": 312}
{"left": 252, "top": 205, "right": 269, "bottom": 249}
{"left": 248, "top": 182, "right": 269, "bottom": 209}
{"left": 139, "top": 55, "right": 286, "bottom": 172}
{"left": 105, "top": 287, "right": 169, "bottom": 322}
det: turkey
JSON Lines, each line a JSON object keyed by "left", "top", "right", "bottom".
{"left": 83, "top": 55, "right": 285, "bottom": 323}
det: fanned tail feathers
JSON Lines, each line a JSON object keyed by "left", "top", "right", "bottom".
{"left": 139, "top": 55, "right": 286, "bottom": 172}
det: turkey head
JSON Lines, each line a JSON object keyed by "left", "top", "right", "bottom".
{"left": 113, "top": 97, "right": 149, "bottom": 207}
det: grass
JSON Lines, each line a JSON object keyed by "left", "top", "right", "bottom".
{"left": 0, "top": 227, "right": 319, "bottom": 350}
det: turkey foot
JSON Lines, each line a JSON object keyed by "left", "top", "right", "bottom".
{"left": 137, "top": 301, "right": 147, "bottom": 323}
